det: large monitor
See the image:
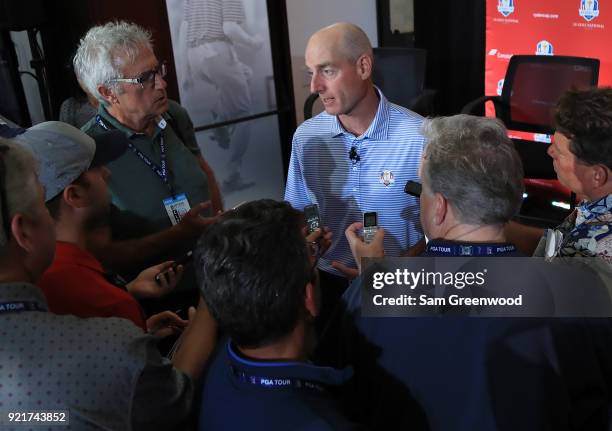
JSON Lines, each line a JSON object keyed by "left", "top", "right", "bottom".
{"left": 500, "top": 55, "right": 600, "bottom": 135}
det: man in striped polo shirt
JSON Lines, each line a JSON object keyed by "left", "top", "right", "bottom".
{"left": 285, "top": 22, "right": 425, "bottom": 325}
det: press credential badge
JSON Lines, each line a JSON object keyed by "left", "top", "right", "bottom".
{"left": 163, "top": 193, "right": 191, "bottom": 225}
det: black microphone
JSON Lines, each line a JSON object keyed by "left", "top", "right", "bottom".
{"left": 349, "top": 146, "right": 360, "bottom": 163}
{"left": 404, "top": 180, "right": 422, "bottom": 197}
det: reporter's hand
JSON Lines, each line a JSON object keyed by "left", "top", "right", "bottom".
{"left": 127, "top": 261, "right": 184, "bottom": 299}
{"left": 305, "top": 227, "right": 333, "bottom": 258}
{"left": 178, "top": 201, "right": 217, "bottom": 237}
{"left": 343, "top": 222, "right": 385, "bottom": 273}
{"left": 146, "top": 311, "right": 189, "bottom": 338}
{"left": 171, "top": 297, "right": 218, "bottom": 381}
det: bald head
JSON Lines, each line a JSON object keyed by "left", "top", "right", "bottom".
{"left": 305, "top": 22, "right": 375, "bottom": 118}
{"left": 307, "top": 22, "right": 372, "bottom": 63}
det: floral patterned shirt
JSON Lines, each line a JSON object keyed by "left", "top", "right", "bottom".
{"left": 556, "top": 195, "right": 612, "bottom": 263}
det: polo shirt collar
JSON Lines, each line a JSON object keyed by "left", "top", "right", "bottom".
{"left": 226, "top": 340, "right": 352, "bottom": 387}
{"left": 96, "top": 105, "right": 165, "bottom": 140}
{"left": 54, "top": 241, "right": 105, "bottom": 274}
{"left": 0, "top": 282, "right": 49, "bottom": 311}
{"left": 330, "top": 86, "right": 390, "bottom": 141}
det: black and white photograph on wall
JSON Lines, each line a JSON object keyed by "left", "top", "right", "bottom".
{"left": 166, "top": 0, "right": 285, "bottom": 206}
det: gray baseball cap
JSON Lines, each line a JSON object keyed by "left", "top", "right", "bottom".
{"left": 13, "top": 121, "right": 128, "bottom": 202}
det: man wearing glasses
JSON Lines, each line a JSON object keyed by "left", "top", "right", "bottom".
{"left": 75, "top": 21, "right": 221, "bottom": 306}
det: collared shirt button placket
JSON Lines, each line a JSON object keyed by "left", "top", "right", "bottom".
{"left": 352, "top": 138, "right": 362, "bottom": 203}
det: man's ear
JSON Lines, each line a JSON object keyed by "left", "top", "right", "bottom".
{"left": 97, "top": 85, "right": 117, "bottom": 105}
{"left": 356, "top": 54, "right": 373, "bottom": 80}
{"left": 63, "top": 183, "right": 90, "bottom": 209}
{"left": 592, "top": 164, "right": 610, "bottom": 188}
{"left": 10, "top": 213, "right": 38, "bottom": 253}
{"left": 432, "top": 193, "right": 448, "bottom": 226}
{"left": 304, "top": 282, "right": 319, "bottom": 319}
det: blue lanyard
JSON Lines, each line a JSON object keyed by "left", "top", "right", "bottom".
{"left": 425, "top": 243, "right": 517, "bottom": 256}
{"left": 96, "top": 115, "right": 175, "bottom": 195}
{"left": 126, "top": 139, "right": 174, "bottom": 195}
{"left": 230, "top": 365, "right": 326, "bottom": 393}
{"left": 0, "top": 301, "right": 45, "bottom": 314}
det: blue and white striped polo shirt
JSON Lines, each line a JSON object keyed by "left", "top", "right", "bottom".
{"left": 285, "top": 90, "right": 425, "bottom": 276}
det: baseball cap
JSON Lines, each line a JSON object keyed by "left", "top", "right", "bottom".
{"left": 13, "top": 121, "right": 128, "bottom": 201}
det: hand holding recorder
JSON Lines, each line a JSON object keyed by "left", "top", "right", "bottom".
{"left": 127, "top": 259, "right": 185, "bottom": 299}
{"left": 343, "top": 220, "right": 385, "bottom": 274}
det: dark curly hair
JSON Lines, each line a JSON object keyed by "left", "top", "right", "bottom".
{"left": 554, "top": 87, "right": 612, "bottom": 169}
{"left": 194, "top": 199, "right": 312, "bottom": 348}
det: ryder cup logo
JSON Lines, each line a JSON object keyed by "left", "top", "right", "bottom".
{"left": 379, "top": 170, "right": 395, "bottom": 186}
{"left": 496, "top": 79, "right": 505, "bottom": 96}
{"left": 498, "top": 0, "right": 515, "bottom": 17}
{"left": 535, "top": 40, "right": 554, "bottom": 56}
{"left": 579, "top": 0, "right": 600, "bottom": 21}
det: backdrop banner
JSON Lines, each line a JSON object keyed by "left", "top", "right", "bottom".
{"left": 486, "top": 0, "right": 611, "bottom": 142}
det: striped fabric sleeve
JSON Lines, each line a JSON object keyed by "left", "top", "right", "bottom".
{"left": 223, "top": 0, "right": 246, "bottom": 23}
{"left": 284, "top": 136, "right": 311, "bottom": 210}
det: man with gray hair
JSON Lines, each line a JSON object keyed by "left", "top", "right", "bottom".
{"left": 74, "top": 21, "right": 221, "bottom": 301}
{"left": 317, "top": 114, "right": 612, "bottom": 430}
{"left": 0, "top": 138, "right": 217, "bottom": 430}
{"left": 416, "top": 114, "right": 524, "bottom": 247}
{"left": 284, "top": 22, "right": 424, "bottom": 327}
{"left": 341, "top": 114, "right": 524, "bottom": 262}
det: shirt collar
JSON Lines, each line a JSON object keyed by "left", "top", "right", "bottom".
{"left": 330, "top": 87, "right": 390, "bottom": 141}
{"left": 0, "top": 282, "right": 49, "bottom": 311}
{"left": 97, "top": 105, "right": 165, "bottom": 139}
{"left": 226, "top": 340, "right": 352, "bottom": 387}
{"left": 54, "top": 241, "right": 105, "bottom": 274}
{"left": 576, "top": 194, "right": 612, "bottom": 225}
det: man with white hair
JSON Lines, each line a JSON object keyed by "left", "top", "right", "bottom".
{"left": 74, "top": 21, "right": 221, "bottom": 292}
{"left": 0, "top": 138, "right": 217, "bottom": 430}
{"left": 285, "top": 22, "right": 425, "bottom": 324}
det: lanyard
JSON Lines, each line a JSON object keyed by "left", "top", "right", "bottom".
{"left": 230, "top": 365, "right": 327, "bottom": 393}
{"left": 96, "top": 115, "right": 175, "bottom": 195}
{"left": 0, "top": 301, "right": 45, "bottom": 314}
{"left": 425, "top": 243, "right": 517, "bottom": 256}
{"left": 126, "top": 138, "right": 174, "bottom": 195}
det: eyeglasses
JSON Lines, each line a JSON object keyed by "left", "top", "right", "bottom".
{"left": 0, "top": 146, "right": 12, "bottom": 243}
{"left": 109, "top": 61, "right": 168, "bottom": 89}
